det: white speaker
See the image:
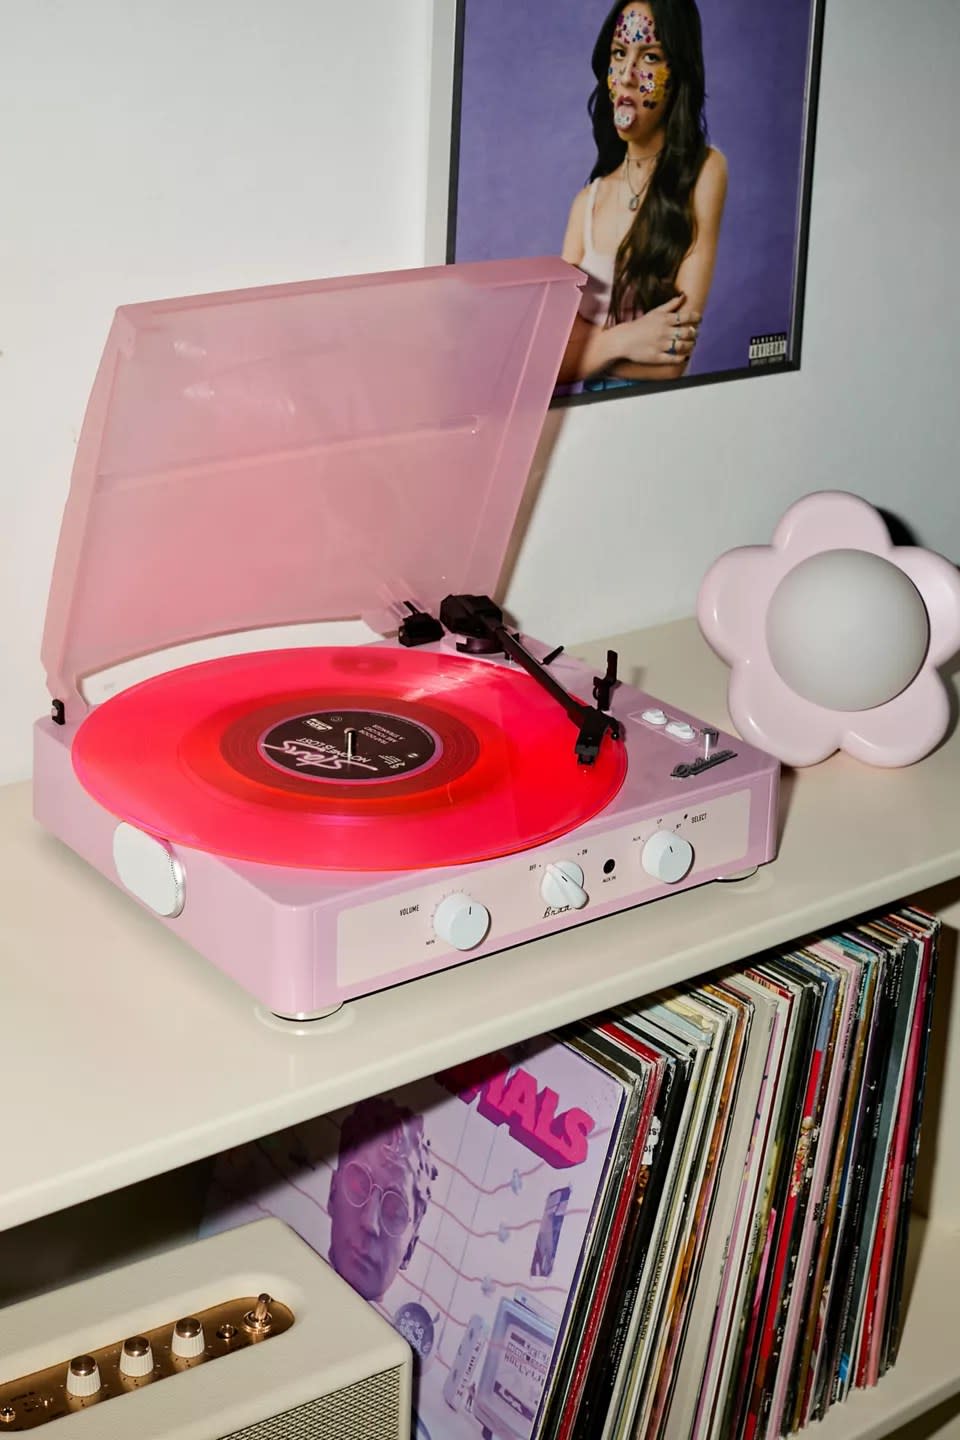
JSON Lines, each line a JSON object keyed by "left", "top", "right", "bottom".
{"left": 0, "top": 1218, "right": 411, "bottom": 1438}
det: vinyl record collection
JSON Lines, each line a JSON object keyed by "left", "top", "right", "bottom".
{"left": 203, "top": 905, "right": 938, "bottom": 1440}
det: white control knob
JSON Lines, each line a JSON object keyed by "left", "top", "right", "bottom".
{"left": 540, "top": 861, "right": 588, "bottom": 910}
{"left": 171, "top": 1317, "right": 205, "bottom": 1359}
{"left": 432, "top": 893, "right": 491, "bottom": 951}
{"left": 66, "top": 1356, "right": 101, "bottom": 1398}
{"left": 120, "top": 1337, "right": 154, "bottom": 1378}
{"left": 641, "top": 831, "right": 694, "bottom": 884}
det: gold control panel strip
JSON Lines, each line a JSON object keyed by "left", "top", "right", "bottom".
{"left": 0, "top": 1292, "right": 294, "bottom": 1430}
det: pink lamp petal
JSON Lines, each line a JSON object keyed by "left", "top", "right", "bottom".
{"left": 840, "top": 670, "right": 952, "bottom": 767}
{"left": 727, "top": 661, "right": 841, "bottom": 767}
{"left": 770, "top": 491, "right": 893, "bottom": 557}
{"left": 697, "top": 547, "right": 778, "bottom": 664}
{"left": 893, "top": 548, "right": 960, "bottom": 664}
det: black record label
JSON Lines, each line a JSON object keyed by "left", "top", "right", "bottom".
{"left": 257, "top": 709, "right": 441, "bottom": 784}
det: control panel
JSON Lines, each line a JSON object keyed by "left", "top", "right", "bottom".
{"left": 0, "top": 1293, "right": 293, "bottom": 1430}
{"left": 338, "top": 788, "right": 751, "bottom": 988}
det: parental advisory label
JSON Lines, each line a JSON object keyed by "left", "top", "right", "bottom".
{"left": 748, "top": 332, "right": 788, "bottom": 366}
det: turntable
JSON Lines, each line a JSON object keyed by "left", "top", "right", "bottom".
{"left": 34, "top": 258, "right": 779, "bottom": 1020}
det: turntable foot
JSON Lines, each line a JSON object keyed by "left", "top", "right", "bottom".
{"left": 716, "top": 865, "right": 759, "bottom": 882}
{"left": 270, "top": 1002, "right": 344, "bottom": 1022}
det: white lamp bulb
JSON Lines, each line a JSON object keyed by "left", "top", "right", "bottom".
{"left": 765, "top": 549, "right": 930, "bottom": 712}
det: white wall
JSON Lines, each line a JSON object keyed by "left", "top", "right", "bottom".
{"left": 1, "top": 0, "right": 958, "bottom": 785}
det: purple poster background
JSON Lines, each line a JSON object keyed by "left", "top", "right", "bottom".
{"left": 451, "top": 1, "right": 818, "bottom": 384}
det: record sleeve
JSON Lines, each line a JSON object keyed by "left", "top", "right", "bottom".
{"left": 721, "top": 960, "right": 816, "bottom": 1440}
{"left": 839, "top": 921, "right": 919, "bottom": 1397}
{"left": 690, "top": 972, "right": 785, "bottom": 1440}
{"left": 808, "top": 926, "right": 888, "bottom": 1418}
{"left": 599, "top": 1009, "right": 705, "bottom": 1440}
{"left": 644, "top": 986, "right": 744, "bottom": 1440}
{"left": 858, "top": 933, "right": 925, "bottom": 1386}
{"left": 199, "top": 1034, "right": 629, "bottom": 1440}
{"left": 866, "top": 912, "right": 938, "bottom": 1381}
{"left": 857, "top": 910, "right": 938, "bottom": 1382}
{"left": 662, "top": 979, "right": 765, "bottom": 1440}
{"left": 744, "top": 950, "right": 835, "bottom": 1440}
{"left": 774, "top": 940, "right": 863, "bottom": 1436}
{"left": 620, "top": 994, "right": 732, "bottom": 1440}
{"left": 577, "top": 1031, "right": 687, "bottom": 1439}
{"left": 820, "top": 931, "right": 901, "bottom": 1410}
{"left": 882, "top": 911, "right": 940, "bottom": 1371}
{"left": 539, "top": 1026, "right": 655, "bottom": 1438}
{"left": 850, "top": 913, "right": 925, "bottom": 1386}
{"left": 799, "top": 934, "right": 880, "bottom": 1427}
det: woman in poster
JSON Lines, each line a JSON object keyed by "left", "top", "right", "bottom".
{"left": 557, "top": 0, "right": 727, "bottom": 388}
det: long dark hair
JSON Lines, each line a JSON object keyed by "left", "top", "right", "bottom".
{"left": 588, "top": 0, "right": 708, "bottom": 320}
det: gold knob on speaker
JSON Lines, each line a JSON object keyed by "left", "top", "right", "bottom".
{"left": 66, "top": 1355, "right": 101, "bottom": 1399}
{"left": 171, "top": 1317, "right": 205, "bottom": 1365}
{"left": 120, "top": 1335, "right": 154, "bottom": 1380}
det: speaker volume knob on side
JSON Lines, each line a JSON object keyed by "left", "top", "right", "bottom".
{"left": 432, "top": 893, "right": 491, "bottom": 951}
{"left": 112, "top": 823, "right": 185, "bottom": 917}
{"left": 641, "top": 831, "right": 694, "bottom": 884}
{"left": 66, "top": 1356, "right": 101, "bottom": 1399}
{"left": 171, "top": 1317, "right": 205, "bottom": 1363}
{"left": 119, "top": 1336, "right": 154, "bottom": 1379}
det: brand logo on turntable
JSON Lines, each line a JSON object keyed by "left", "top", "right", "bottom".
{"left": 671, "top": 749, "right": 737, "bottom": 779}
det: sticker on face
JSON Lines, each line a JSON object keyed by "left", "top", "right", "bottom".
{"left": 614, "top": 5, "right": 659, "bottom": 46}
{"left": 608, "top": 5, "right": 672, "bottom": 125}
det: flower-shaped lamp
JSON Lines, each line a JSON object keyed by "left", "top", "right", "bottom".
{"left": 696, "top": 492, "right": 960, "bottom": 767}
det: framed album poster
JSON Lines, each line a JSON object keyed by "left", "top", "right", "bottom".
{"left": 429, "top": 0, "right": 824, "bottom": 405}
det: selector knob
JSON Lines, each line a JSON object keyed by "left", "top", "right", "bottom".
{"left": 120, "top": 1336, "right": 154, "bottom": 1378}
{"left": 243, "top": 1294, "right": 274, "bottom": 1333}
{"left": 66, "top": 1356, "right": 101, "bottom": 1398}
{"left": 665, "top": 720, "right": 697, "bottom": 742}
{"left": 540, "top": 861, "right": 588, "bottom": 910}
{"left": 171, "top": 1317, "right": 205, "bottom": 1360}
{"left": 432, "top": 893, "right": 491, "bottom": 951}
{"left": 641, "top": 831, "right": 694, "bottom": 884}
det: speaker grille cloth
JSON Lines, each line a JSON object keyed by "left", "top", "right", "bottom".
{"left": 216, "top": 1365, "right": 402, "bottom": 1439}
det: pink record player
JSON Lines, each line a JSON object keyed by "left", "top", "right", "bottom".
{"left": 34, "top": 258, "right": 779, "bottom": 1020}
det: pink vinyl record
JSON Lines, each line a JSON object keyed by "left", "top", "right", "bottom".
{"left": 71, "top": 648, "right": 627, "bottom": 871}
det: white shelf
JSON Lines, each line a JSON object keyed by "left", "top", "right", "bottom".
{"left": 2, "top": 618, "right": 960, "bottom": 1235}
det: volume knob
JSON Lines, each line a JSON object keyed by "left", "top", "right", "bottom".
{"left": 432, "top": 893, "right": 490, "bottom": 951}
{"left": 172, "top": 1317, "right": 205, "bottom": 1360}
{"left": 120, "top": 1336, "right": 154, "bottom": 1378}
{"left": 66, "top": 1356, "right": 101, "bottom": 1398}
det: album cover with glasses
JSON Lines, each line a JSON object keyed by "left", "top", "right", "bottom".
{"left": 200, "top": 1034, "right": 630, "bottom": 1440}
